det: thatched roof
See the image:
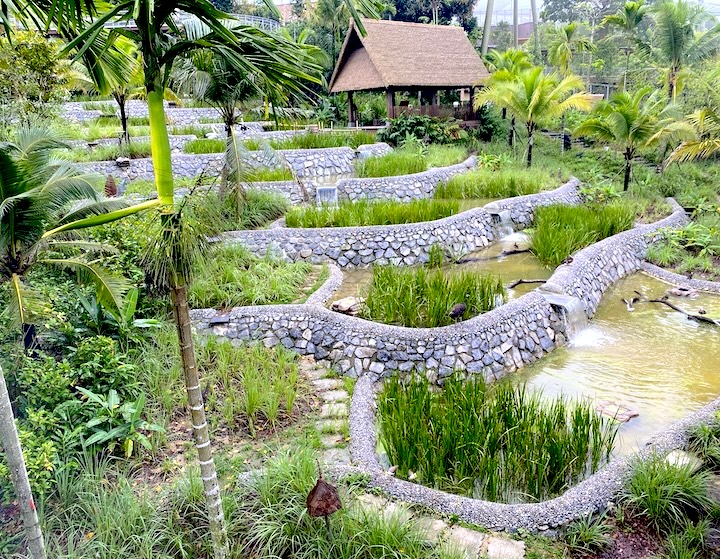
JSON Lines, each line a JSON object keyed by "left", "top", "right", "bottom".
{"left": 329, "top": 19, "right": 490, "bottom": 93}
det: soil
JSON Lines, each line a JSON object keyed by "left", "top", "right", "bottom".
{"left": 585, "top": 517, "right": 662, "bottom": 559}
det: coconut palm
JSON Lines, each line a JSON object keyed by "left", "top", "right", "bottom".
{"left": 663, "top": 107, "right": 720, "bottom": 165}
{"left": 602, "top": 0, "right": 648, "bottom": 38}
{"left": 646, "top": 0, "right": 720, "bottom": 101}
{"left": 575, "top": 88, "right": 683, "bottom": 190}
{"left": 475, "top": 67, "right": 595, "bottom": 167}
{"left": 484, "top": 48, "right": 532, "bottom": 147}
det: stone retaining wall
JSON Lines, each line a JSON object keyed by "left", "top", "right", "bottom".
{"left": 220, "top": 178, "right": 581, "bottom": 268}
{"left": 222, "top": 204, "right": 498, "bottom": 268}
{"left": 641, "top": 262, "right": 720, "bottom": 293}
{"left": 191, "top": 292, "right": 567, "bottom": 382}
{"left": 542, "top": 199, "right": 689, "bottom": 317}
{"left": 76, "top": 146, "right": 360, "bottom": 180}
{"left": 484, "top": 179, "right": 583, "bottom": 229}
{"left": 338, "top": 156, "right": 477, "bottom": 202}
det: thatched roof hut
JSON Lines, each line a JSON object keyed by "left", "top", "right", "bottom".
{"left": 329, "top": 19, "right": 490, "bottom": 122}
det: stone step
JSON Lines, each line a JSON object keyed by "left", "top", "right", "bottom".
{"left": 485, "top": 536, "right": 525, "bottom": 559}
{"left": 447, "top": 526, "right": 486, "bottom": 559}
{"left": 322, "top": 447, "right": 350, "bottom": 465}
{"left": 322, "top": 389, "right": 349, "bottom": 402}
{"left": 320, "top": 403, "right": 349, "bottom": 418}
{"left": 315, "top": 419, "right": 347, "bottom": 433}
{"left": 312, "top": 378, "right": 343, "bottom": 391}
{"left": 320, "top": 434, "right": 344, "bottom": 448}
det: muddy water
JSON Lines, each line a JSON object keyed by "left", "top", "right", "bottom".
{"left": 330, "top": 232, "right": 552, "bottom": 302}
{"left": 514, "top": 273, "right": 720, "bottom": 455}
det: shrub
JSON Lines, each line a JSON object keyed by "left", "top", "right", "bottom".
{"left": 69, "top": 335, "right": 139, "bottom": 399}
{"left": 377, "top": 114, "right": 462, "bottom": 145}
{"left": 531, "top": 204, "right": 634, "bottom": 267}
{"left": 622, "top": 456, "right": 713, "bottom": 534}
{"left": 362, "top": 266, "right": 505, "bottom": 328}
{"left": 435, "top": 168, "right": 553, "bottom": 199}
{"left": 378, "top": 374, "right": 618, "bottom": 502}
{"left": 188, "top": 245, "right": 313, "bottom": 309}
{"left": 284, "top": 199, "right": 459, "bottom": 228}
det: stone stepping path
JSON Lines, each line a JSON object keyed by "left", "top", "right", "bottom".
{"left": 297, "top": 356, "right": 525, "bottom": 558}
{"left": 356, "top": 494, "right": 525, "bottom": 559}
{"left": 297, "top": 356, "right": 351, "bottom": 465}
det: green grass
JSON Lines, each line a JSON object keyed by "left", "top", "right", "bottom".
{"left": 563, "top": 514, "right": 612, "bottom": 555}
{"left": 646, "top": 217, "right": 720, "bottom": 279}
{"left": 244, "top": 167, "right": 294, "bottom": 182}
{"left": 435, "top": 168, "right": 555, "bottom": 199}
{"left": 356, "top": 145, "right": 468, "bottom": 178}
{"left": 60, "top": 141, "right": 153, "bottom": 162}
{"left": 361, "top": 266, "right": 505, "bottom": 328}
{"left": 284, "top": 199, "right": 460, "bottom": 228}
{"left": 378, "top": 374, "right": 618, "bottom": 502}
{"left": 621, "top": 456, "right": 713, "bottom": 535}
{"left": 183, "top": 137, "right": 226, "bottom": 154}
{"left": 531, "top": 203, "right": 635, "bottom": 267}
{"left": 188, "top": 244, "right": 313, "bottom": 310}
{"left": 188, "top": 189, "right": 289, "bottom": 231}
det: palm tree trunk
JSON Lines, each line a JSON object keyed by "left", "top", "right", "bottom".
{"left": 623, "top": 151, "right": 632, "bottom": 191}
{"left": 146, "top": 67, "right": 229, "bottom": 558}
{"left": 0, "top": 366, "right": 46, "bottom": 559}
{"left": 509, "top": 116, "right": 515, "bottom": 147}
{"left": 170, "top": 284, "right": 228, "bottom": 558}
{"left": 116, "top": 93, "right": 130, "bottom": 146}
{"left": 527, "top": 129, "right": 534, "bottom": 167}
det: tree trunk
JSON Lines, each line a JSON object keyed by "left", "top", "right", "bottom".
{"left": 560, "top": 112, "right": 566, "bottom": 154}
{"left": 623, "top": 154, "right": 632, "bottom": 191}
{"left": 509, "top": 116, "right": 515, "bottom": 147}
{"left": 145, "top": 65, "right": 229, "bottom": 557}
{"left": 170, "top": 285, "right": 228, "bottom": 558}
{"left": 117, "top": 94, "right": 130, "bottom": 146}
{"left": 0, "top": 366, "right": 46, "bottom": 559}
{"left": 527, "top": 129, "right": 534, "bottom": 167}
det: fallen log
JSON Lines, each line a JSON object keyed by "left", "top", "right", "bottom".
{"left": 633, "top": 290, "right": 719, "bottom": 326}
{"left": 507, "top": 279, "right": 547, "bottom": 289}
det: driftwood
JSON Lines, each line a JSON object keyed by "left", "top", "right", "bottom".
{"left": 507, "top": 278, "right": 547, "bottom": 289}
{"left": 457, "top": 248, "right": 531, "bottom": 264}
{"left": 633, "top": 290, "right": 719, "bottom": 326}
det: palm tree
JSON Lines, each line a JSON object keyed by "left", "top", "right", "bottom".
{"left": 475, "top": 67, "right": 595, "bottom": 167}
{"left": 547, "top": 22, "right": 596, "bottom": 152}
{"left": 484, "top": 48, "right": 532, "bottom": 147}
{"left": 575, "top": 88, "right": 682, "bottom": 190}
{"left": 602, "top": 0, "right": 648, "bottom": 90}
{"left": 663, "top": 107, "right": 720, "bottom": 165}
{"left": 0, "top": 128, "right": 130, "bottom": 315}
{"left": 644, "top": 0, "right": 720, "bottom": 101}
{"left": 48, "top": 4, "right": 326, "bottom": 557}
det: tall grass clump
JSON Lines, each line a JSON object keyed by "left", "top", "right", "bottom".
{"left": 531, "top": 203, "right": 634, "bottom": 267}
{"left": 362, "top": 266, "right": 504, "bottom": 328}
{"left": 183, "top": 137, "right": 226, "bottom": 154}
{"left": 188, "top": 189, "right": 289, "bottom": 231}
{"left": 378, "top": 374, "right": 619, "bottom": 502}
{"left": 244, "top": 167, "right": 294, "bottom": 182}
{"left": 189, "top": 245, "right": 312, "bottom": 309}
{"left": 622, "top": 456, "right": 713, "bottom": 535}
{"left": 284, "top": 199, "right": 460, "bottom": 228}
{"left": 243, "top": 130, "right": 376, "bottom": 151}
{"left": 435, "top": 168, "right": 553, "bottom": 199}
{"left": 356, "top": 145, "right": 467, "bottom": 178}
{"left": 60, "top": 141, "right": 153, "bottom": 162}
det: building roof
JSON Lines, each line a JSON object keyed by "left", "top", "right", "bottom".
{"left": 329, "top": 19, "right": 490, "bottom": 93}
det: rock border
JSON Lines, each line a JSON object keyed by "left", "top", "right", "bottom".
{"left": 640, "top": 261, "right": 720, "bottom": 293}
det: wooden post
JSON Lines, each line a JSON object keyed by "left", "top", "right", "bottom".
{"left": 347, "top": 91, "right": 354, "bottom": 126}
{"left": 469, "top": 87, "right": 475, "bottom": 118}
{"left": 385, "top": 89, "right": 395, "bottom": 120}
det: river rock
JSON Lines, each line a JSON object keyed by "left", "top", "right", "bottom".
{"left": 331, "top": 296, "right": 365, "bottom": 316}
{"left": 595, "top": 400, "right": 639, "bottom": 423}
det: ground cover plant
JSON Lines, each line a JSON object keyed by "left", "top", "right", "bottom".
{"left": 378, "top": 374, "right": 618, "bottom": 502}
{"left": 647, "top": 215, "right": 720, "bottom": 280}
{"left": 434, "top": 167, "right": 555, "bottom": 199}
{"left": 531, "top": 203, "right": 635, "bottom": 267}
{"left": 284, "top": 198, "right": 460, "bottom": 228}
{"left": 188, "top": 245, "right": 313, "bottom": 309}
{"left": 355, "top": 145, "right": 467, "bottom": 178}
{"left": 361, "top": 265, "right": 505, "bottom": 328}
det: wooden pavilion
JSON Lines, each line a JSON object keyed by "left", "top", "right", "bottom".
{"left": 328, "top": 19, "right": 490, "bottom": 124}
